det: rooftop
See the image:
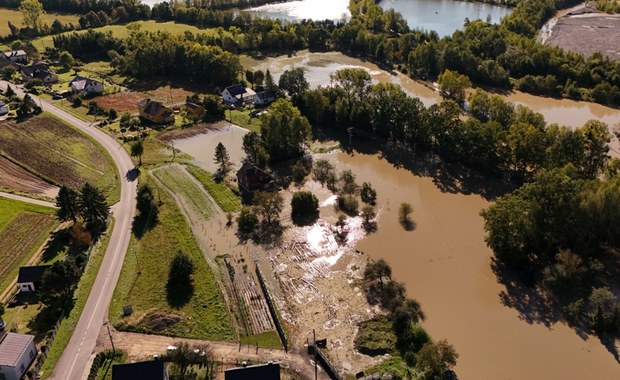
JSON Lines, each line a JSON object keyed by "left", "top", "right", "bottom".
{"left": 0, "top": 332, "right": 35, "bottom": 367}
{"left": 112, "top": 360, "right": 167, "bottom": 380}
{"left": 17, "top": 265, "right": 50, "bottom": 284}
{"left": 224, "top": 362, "right": 280, "bottom": 380}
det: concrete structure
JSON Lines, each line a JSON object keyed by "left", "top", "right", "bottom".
{"left": 69, "top": 76, "right": 103, "bottom": 95}
{"left": 0, "top": 332, "right": 37, "bottom": 380}
{"left": 224, "top": 362, "right": 280, "bottom": 380}
{"left": 112, "top": 360, "right": 168, "bottom": 380}
{"left": 222, "top": 84, "right": 255, "bottom": 106}
{"left": 17, "top": 265, "right": 50, "bottom": 293}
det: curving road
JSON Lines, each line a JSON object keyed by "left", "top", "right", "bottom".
{"left": 0, "top": 81, "right": 137, "bottom": 380}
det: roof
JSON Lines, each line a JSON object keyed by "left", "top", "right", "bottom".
{"left": 21, "top": 62, "right": 50, "bottom": 78}
{"left": 0, "top": 332, "right": 35, "bottom": 367}
{"left": 112, "top": 360, "right": 167, "bottom": 380}
{"left": 224, "top": 84, "right": 247, "bottom": 97}
{"left": 255, "top": 90, "right": 275, "bottom": 101}
{"left": 139, "top": 98, "right": 171, "bottom": 117}
{"left": 225, "top": 362, "right": 280, "bottom": 380}
{"left": 3, "top": 50, "right": 27, "bottom": 58}
{"left": 17, "top": 265, "right": 50, "bottom": 284}
{"left": 70, "top": 76, "right": 102, "bottom": 91}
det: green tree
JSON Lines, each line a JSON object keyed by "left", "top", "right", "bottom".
{"left": 130, "top": 139, "right": 144, "bottom": 166}
{"left": 236, "top": 206, "right": 258, "bottom": 237}
{"left": 278, "top": 68, "right": 309, "bottom": 100}
{"left": 214, "top": 142, "right": 231, "bottom": 175}
{"left": 19, "top": 0, "right": 45, "bottom": 31}
{"left": 415, "top": 340, "right": 459, "bottom": 380}
{"left": 40, "top": 259, "right": 80, "bottom": 305}
{"left": 361, "top": 205, "right": 376, "bottom": 232}
{"left": 242, "top": 131, "right": 268, "bottom": 166}
{"left": 398, "top": 202, "right": 413, "bottom": 228}
{"left": 360, "top": 182, "right": 377, "bottom": 205}
{"left": 438, "top": 69, "right": 471, "bottom": 104}
{"left": 580, "top": 120, "right": 610, "bottom": 179}
{"left": 339, "top": 169, "right": 358, "bottom": 195}
{"left": 79, "top": 182, "right": 109, "bottom": 232}
{"left": 59, "top": 51, "right": 75, "bottom": 70}
{"left": 291, "top": 191, "right": 319, "bottom": 225}
{"left": 260, "top": 98, "right": 311, "bottom": 161}
{"left": 254, "top": 191, "right": 283, "bottom": 226}
{"left": 168, "top": 252, "right": 194, "bottom": 289}
{"left": 55, "top": 186, "right": 80, "bottom": 223}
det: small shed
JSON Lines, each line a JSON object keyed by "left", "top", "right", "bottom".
{"left": 17, "top": 265, "right": 50, "bottom": 293}
{"left": 224, "top": 362, "right": 280, "bottom": 380}
{"left": 112, "top": 360, "right": 169, "bottom": 380}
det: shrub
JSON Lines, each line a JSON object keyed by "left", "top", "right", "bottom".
{"left": 237, "top": 207, "right": 258, "bottom": 236}
{"left": 291, "top": 191, "right": 319, "bottom": 225}
{"left": 361, "top": 182, "right": 377, "bottom": 205}
{"left": 337, "top": 195, "right": 359, "bottom": 215}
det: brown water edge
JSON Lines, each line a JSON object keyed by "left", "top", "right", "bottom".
{"left": 330, "top": 149, "right": 620, "bottom": 380}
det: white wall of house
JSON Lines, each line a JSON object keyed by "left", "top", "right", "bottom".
{"left": 0, "top": 339, "right": 36, "bottom": 380}
{"left": 17, "top": 282, "right": 35, "bottom": 292}
{"left": 222, "top": 89, "right": 238, "bottom": 104}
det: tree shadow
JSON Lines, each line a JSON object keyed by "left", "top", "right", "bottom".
{"left": 166, "top": 281, "right": 194, "bottom": 309}
{"left": 291, "top": 211, "right": 319, "bottom": 227}
{"left": 40, "top": 229, "right": 70, "bottom": 262}
{"left": 400, "top": 219, "right": 416, "bottom": 232}
{"left": 131, "top": 212, "right": 159, "bottom": 239}
{"left": 126, "top": 168, "right": 139, "bottom": 182}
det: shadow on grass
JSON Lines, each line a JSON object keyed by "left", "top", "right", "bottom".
{"left": 126, "top": 168, "right": 139, "bottom": 182}
{"left": 166, "top": 282, "right": 194, "bottom": 309}
{"left": 40, "top": 229, "right": 70, "bottom": 263}
{"left": 131, "top": 213, "right": 158, "bottom": 239}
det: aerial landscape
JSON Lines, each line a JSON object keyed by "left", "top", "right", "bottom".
{"left": 0, "top": 0, "right": 618, "bottom": 379}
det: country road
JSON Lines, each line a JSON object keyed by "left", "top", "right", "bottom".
{"left": 0, "top": 191, "right": 56, "bottom": 208}
{"left": 0, "top": 81, "right": 138, "bottom": 380}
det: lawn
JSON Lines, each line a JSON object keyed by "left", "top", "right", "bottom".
{"left": 185, "top": 164, "right": 241, "bottom": 213}
{"left": 0, "top": 113, "right": 120, "bottom": 203}
{"left": 229, "top": 109, "right": 261, "bottom": 133}
{"left": 40, "top": 220, "right": 116, "bottom": 379}
{"left": 109, "top": 177, "right": 234, "bottom": 341}
{"left": 0, "top": 8, "right": 79, "bottom": 38}
{"left": 30, "top": 21, "right": 222, "bottom": 51}
{"left": 152, "top": 165, "right": 218, "bottom": 219}
{"left": 239, "top": 330, "right": 282, "bottom": 349}
{"left": 0, "top": 197, "right": 57, "bottom": 295}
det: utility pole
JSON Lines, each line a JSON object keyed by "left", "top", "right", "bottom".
{"left": 313, "top": 329, "right": 317, "bottom": 380}
{"left": 106, "top": 325, "right": 115, "bottom": 354}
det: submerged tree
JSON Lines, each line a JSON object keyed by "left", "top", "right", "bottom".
{"left": 214, "top": 142, "right": 231, "bottom": 176}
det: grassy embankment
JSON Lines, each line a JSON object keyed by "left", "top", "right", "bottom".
{"left": 109, "top": 173, "right": 234, "bottom": 340}
{"left": 39, "top": 219, "right": 115, "bottom": 379}
{"left": 0, "top": 8, "right": 79, "bottom": 37}
{"left": 184, "top": 164, "right": 241, "bottom": 213}
{"left": 0, "top": 197, "right": 57, "bottom": 296}
{"left": 0, "top": 113, "right": 120, "bottom": 203}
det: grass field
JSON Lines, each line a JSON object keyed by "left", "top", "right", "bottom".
{"left": 185, "top": 164, "right": 241, "bottom": 213}
{"left": 30, "top": 21, "right": 222, "bottom": 51}
{"left": 0, "top": 197, "right": 57, "bottom": 294}
{"left": 0, "top": 113, "right": 120, "bottom": 202}
{"left": 152, "top": 165, "right": 218, "bottom": 219}
{"left": 0, "top": 8, "right": 79, "bottom": 38}
{"left": 229, "top": 109, "right": 261, "bottom": 133}
{"left": 239, "top": 330, "right": 282, "bottom": 349}
{"left": 109, "top": 177, "right": 234, "bottom": 341}
{"left": 40, "top": 220, "right": 115, "bottom": 379}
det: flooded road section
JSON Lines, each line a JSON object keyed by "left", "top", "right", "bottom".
{"left": 172, "top": 119, "right": 620, "bottom": 379}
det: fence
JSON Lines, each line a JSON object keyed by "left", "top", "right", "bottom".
{"left": 254, "top": 264, "right": 288, "bottom": 352}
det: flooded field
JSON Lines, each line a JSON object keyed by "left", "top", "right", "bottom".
{"left": 172, "top": 119, "right": 620, "bottom": 379}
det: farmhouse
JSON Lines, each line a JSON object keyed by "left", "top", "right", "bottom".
{"left": 224, "top": 362, "right": 280, "bottom": 380}
{"left": 69, "top": 76, "right": 103, "bottom": 95}
{"left": 21, "top": 62, "right": 58, "bottom": 85}
{"left": 17, "top": 265, "right": 50, "bottom": 293}
{"left": 184, "top": 101, "right": 205, "bottom": 119}
{"left": 236, "top": 161, "right": 275, "bottom": 193}
{"left": 138, "top": 98, "right": 175, "bottom": 124}
{"left": 0, "top": 332, "right": 37, "bottom": 380}
{"left": 222, "top": 84, "right": 255, "bottom": 106}
{"left": 112, "top": 360, "right": 169, "bottom": 380}
{"left": 254, "top": 90, "right": 276, "bottom": 107}
{"left": 0, "top": 101, "right": 8, "bottom": 116}
{"left": 1, "top": 50, "right": 27, "bottom": 63}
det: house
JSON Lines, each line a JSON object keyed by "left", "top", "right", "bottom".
{"left": 222, "top": 84, "right": 255, "bottom": 106}
{"left": 224, "top": 362, "right": 280, "bottom": 380}
{"left": 0, "top": 332, "right": 37, "bottom": 380}
{"left": 17, "top": 265, "right": 50, "bottom": 293}
{"left": 236, "top": 162, "right": 275, "bottom": 193}
{"left": 184, "top": 101, "right": 205, "bottom": 119}
{"left": 253, "top": 90, "right": 276, "bottom": 107}
{"left": 2, "top": 50, "right": 27, "bottom": 63}
{"left": 69, "top": 76, "right": 103, "bottom": 95}
{"left": 112, "top": 360, "right": 169, "bottom": 380}
{"left": 20, "top": 62, "right": 58, "bottom": 85}
{"left": 138, "top": 98, "right": 175, "bottom": 124}
{"left": 0, "top": 101, "right": 8, "bottom": 116}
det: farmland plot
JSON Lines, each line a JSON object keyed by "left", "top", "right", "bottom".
{"left": 0, "top": 198, "right": 57, "bottom": 293}
{"left": 0, "top": 114, "right": 119, "bottom": 202}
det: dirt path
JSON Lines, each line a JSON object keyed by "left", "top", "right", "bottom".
{"left": 96, "top": 325, "right": 326, "bottom": 379}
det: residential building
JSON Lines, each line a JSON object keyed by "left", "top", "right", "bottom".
{"left": 69, "top": 76, "right": 103, "bottom": 95}
{"left": 17, "top": 265, "right": 50, "bottom": 293}
{"left": 253, "top": 90, "right": 276, "bottom": 107}
{"left": 224, "top": 362, "right": 280, "bottom": 380}
{"left": 184, "top": 101, "right": 205, "bottom": 119}
{"left": 1, "top": 50, "right": 27, "bottom": 63}
{"left": 20, "top": 62, "right": 58, "bottom": 85}
{"left": 138, "top": 98, "right": 175, "bottom": 124}
{"left": 0, "top": 332, "right": 37, "bottom": 380}
{"left": 236, "top": 162, "right": 275, "bottom": 193}
{"left": 112, "top": 360, "right": 169, "bottom": 380}
{"left": 222, "top": 84, "right": 255, "bottom": 106}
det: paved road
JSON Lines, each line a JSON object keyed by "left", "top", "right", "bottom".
{"left": 0, "top": 81, "right": 138, "bottom": 380}
{"left": 0, "top": 191, "right": 56, "bottom": 208}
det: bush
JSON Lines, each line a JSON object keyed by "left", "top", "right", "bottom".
{"left": 399, "top": 202, "right": 413, "bottom": 229}
{"left": 237, "top": 206, "right": 258, "bottom": 237}
{"left": 72, "top": 96, "right": 82, "bottom": 107}
{"left": 337, "top": 195, "right": 359, "bottom": 215}
{"left": 291, "top": 191, "right": 319, "bottom": 225}
{"left": 360, "top": 182, "right": 377, "bottom": 205}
